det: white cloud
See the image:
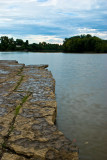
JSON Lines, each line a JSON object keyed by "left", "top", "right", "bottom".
{"left": 0, "top": 34, "right": 63, "bottom": 44}
{"left": 90, "top": 32, "right": 107, "bottom": 40}
{"left": 0, "top": 0, "right": 106, "bottom": 42}
{"left": 0, "top": 18, "right": 13, "bottom": 23}
{"left": 75, "top": 28, "right": 107, "bottom": 39}
{"left": 0, "top": 34, "right": 13, "bottom": 37}
{"left": 37, "top": 0, "right": 57, "bottom": 6}
{"left": 78, "top": 28, "right": 97, "bottom": 33}
{"left": 24, "top": 35, "right": 63, "bottom": 44}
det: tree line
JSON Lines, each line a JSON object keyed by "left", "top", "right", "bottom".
{"left": 0, "top": 35, "right": 107, "bottom": 53}
{"left": 63, "top": 34, "right": 107, "bottom": 53}
{"left": 0, "top": 36, "right": 62, "bottom": 52}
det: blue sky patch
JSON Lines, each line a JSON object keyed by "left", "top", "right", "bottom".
{"left": 0, "top": 0, "right": 107, "bottom": 43}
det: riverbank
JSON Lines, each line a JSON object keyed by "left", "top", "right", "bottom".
{"left": 0, "top": 60, "right": 78, "bottom": 160}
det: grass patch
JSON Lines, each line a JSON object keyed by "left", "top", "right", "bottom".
{"left": 15, "top": 105, "right": 21, "bottom": 116}
{"left": 21, "top": 94, "right": 30, "bottom": 105}
{"left": 14, "top": 75, "right": 24, "bottom": 91}
{"left": 15, "top": 94, "right": 30, "bottom": 116}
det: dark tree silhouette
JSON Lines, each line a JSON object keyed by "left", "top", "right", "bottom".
{"left": 63, "top": 34, "right": 107, "bottom": 53}
{"left": 0, "top": 36, "right": 62, "bottom": 52}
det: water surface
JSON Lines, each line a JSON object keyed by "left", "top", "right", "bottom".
{"left": 0, "top": 52, "right": 107, "bottom": 160}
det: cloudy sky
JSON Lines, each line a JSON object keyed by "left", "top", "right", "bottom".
{"left": 0, "top": 0, "right": 107, "bottom": 43}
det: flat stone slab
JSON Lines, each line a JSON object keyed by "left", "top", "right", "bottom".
{"left": 0, "top": 60, "right": 79, "bottom": 160}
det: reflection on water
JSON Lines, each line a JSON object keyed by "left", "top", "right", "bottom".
{"left": 0, "top": 52, "right": 107, "bottom": 160}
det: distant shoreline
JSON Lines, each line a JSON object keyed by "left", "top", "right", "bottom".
{"left": 0, "top": 34, "right": 107, "bottom": 53}
{"left": 0, "top": 51, "right": 62, "bottom": 53}
{"left": 0, "top": 51, "right": 107, "bottom": 54}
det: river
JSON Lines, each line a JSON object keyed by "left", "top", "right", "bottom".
{"left": 0, "top": 52, "right": 107, "bottom": 160}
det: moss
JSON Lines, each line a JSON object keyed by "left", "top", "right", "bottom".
{"left": 14, "top": 75, "right": 24, "bottom": 91}
{"left": 15, "top": 105, "right": 21, "bottom": 116}
{"left": 14, "top": 93, "right": 31, "bottom": 116}
{"left": 21, "top": 94, "right": 30, "bottom": 105}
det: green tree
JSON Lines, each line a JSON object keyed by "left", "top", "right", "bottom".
{"left": 63, "top": 34, "right": 107, "bottom": 53}
{"left": 0, "top": 36, "right": 9, "bottom": 51}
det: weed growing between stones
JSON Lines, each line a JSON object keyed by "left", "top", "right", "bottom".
{"left": 15, "top": 94, "right": 30, "bottom": 116}
{"left": 15, "top": 105, "right": 21, "bottom": 116}
{"left": 0, "top": 93, "right": 31, "bottom": 159}
{"left": 14, "top": 75, "right": 24, "bottom": 91}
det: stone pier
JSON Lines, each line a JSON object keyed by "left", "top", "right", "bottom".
{"left": 0, "top": 60, "right": 78, "bottom": 160}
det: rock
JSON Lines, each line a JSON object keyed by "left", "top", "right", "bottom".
{"left": 0, "top": 60, "right": 79, "bottom": 160}
{"left": 1, "top": 153, "right": 30, "bottom": 160}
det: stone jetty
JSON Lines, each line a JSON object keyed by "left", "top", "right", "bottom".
{"left": 0, "top": 60, "right": 78, "bottom": 160}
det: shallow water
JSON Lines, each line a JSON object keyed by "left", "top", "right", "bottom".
{"left": 0, "top": 52, "right": 107, "bottom": 160}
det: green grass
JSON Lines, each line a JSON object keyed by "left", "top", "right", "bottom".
{"left": 14, "top": 75, "right": 24, "bottom": 91}
{"left": 21, "top": 94, "right": 30, "bottom": 105}
{"left": 15, "top": 93, "right": 30, "bottom": 116}
{"left": 15, "top": 105, "right": 21, "bottom": 116}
